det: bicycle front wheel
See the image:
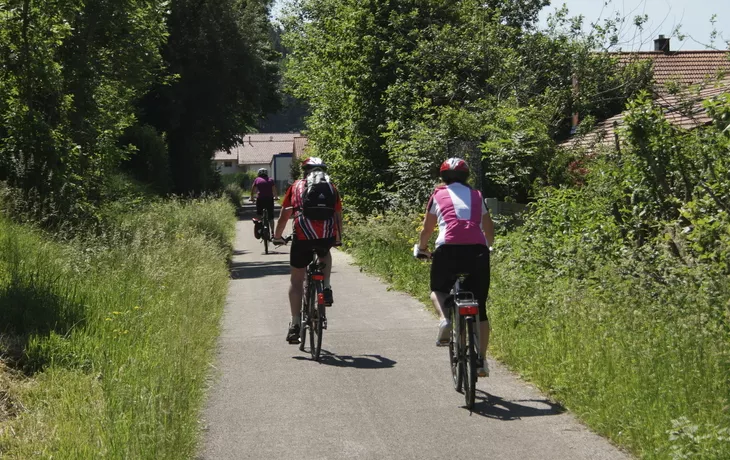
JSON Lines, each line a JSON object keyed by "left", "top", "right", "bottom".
{"left": 463, "top": 318, "right": 478, "bottom": 409}
{"left": 299, "top": 281, "right": 308, "bottom": 351}
{"left": 309, "top": 281, "right": 324, "bottom": 361}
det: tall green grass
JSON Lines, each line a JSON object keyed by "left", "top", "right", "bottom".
{"left": 0, "top": 197, "right": 235, "bottom": 459}
{"left": 344, "top": 213, "right": 730, "bottom": 459}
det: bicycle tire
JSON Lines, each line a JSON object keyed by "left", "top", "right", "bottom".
{"left": 464, "top": 318, "right": 477, "bottom": 409}
{"left": 299, "top": 278, "right": 308, "bottom": 351}
{"left": 309, "top": 281, "right": 324, "bottom": 361}
{"left": 449, "top": 305, "right": 462, "bottom": 392}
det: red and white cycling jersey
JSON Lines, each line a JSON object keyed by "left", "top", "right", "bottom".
{"left": 282, "top": 179, "right": 342, "bottom": 240}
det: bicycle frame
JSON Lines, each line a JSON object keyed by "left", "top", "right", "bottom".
{"left": 261, "top": 208, "right": 270, "bottom": 237}
{"left": 305, "top": 254, "right": 326, "bottom": 306}
{"left": 451, "top": 277, "right": 481, "bottom": 352}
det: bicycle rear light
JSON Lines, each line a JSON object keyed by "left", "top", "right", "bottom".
{"left": 312, "top": 274, "right": 325, "bottom": 281}
{"left": 317, "top": 292, "right": 325, "bottom": 304}
{"left": 458, "top": 305, "right": 478, "bottom": 316}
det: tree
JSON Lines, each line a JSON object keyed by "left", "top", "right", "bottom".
{"left": 0, "top": 0, "right": 167, "bottom": 223}
{"left": 140, "top": 0, "right": 281, "bottom": 194}
{"left": 283, "top": 0, "right": 651, "bottom": 211}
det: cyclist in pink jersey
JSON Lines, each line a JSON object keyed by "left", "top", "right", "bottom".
{"left": 250, "top": 168, "right": 278, "bottom": 229}
{"left": 414, "top": 158, "right": 494, "bottom": 377}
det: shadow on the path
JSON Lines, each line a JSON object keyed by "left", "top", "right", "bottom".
{"left": 293, "top": 350, "right": 396, "bottom": 369}
{"left": 232, "top": 249, "right": 249, "bottom": 256}
{"left": 468, "top": 391, "right": 565, "bottom": 420}
{"left": 229, "top": 260, "right": 290, "bottom": 279}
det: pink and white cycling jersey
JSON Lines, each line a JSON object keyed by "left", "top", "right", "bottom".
{"left": 426, "top": 183, "right": 489, "bottom": 248}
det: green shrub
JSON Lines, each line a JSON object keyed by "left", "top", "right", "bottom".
{"left": 223, "top": 183, "right": 244, "bottom": 209}
{"left": 221, "top": 172, "right": 256, "bottom": 190}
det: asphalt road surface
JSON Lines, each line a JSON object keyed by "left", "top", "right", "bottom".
{"left": 200, "top": 216, "right": 629, "bottom": 460}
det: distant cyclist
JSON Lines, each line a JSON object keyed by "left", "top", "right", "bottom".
{"left": 250, "top": 168, "right": 278, "bottom": 229}
{"left": 414, "top": 158, "right": 494, "bottom": 377}
{"left": 272, "top": 157, "right": 343, "bottom": 344}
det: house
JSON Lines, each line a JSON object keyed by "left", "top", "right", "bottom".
{"left": 562, "top": 36, "right": 730, "bottom": 151}
{"left": 293, "top": 136, "right": 309, "bottom": 161}
{"left": 563, "top": 77, "right": 730, "bottom": 150}
{"left": 213, "top": 133, "right": 303, "bottom": 190}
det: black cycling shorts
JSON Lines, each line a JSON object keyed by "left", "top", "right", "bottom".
{"left": 256, "top": 196, "right": 275, "bottom": 219}
{"left": 430, "top": 244, "right": 490, "bottom": 320}
{"left": 290, "top": 237, "right": 335, "bottom": 269}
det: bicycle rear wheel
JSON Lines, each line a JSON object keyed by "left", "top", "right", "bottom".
{"left": 448, "top": 304, "right": 462, "bottom": 392}
{"left": 463, "top": 318, "right": 477, "bottom": 409}
{"left": 309, "top": 281, "right": 324, "bottom": 361}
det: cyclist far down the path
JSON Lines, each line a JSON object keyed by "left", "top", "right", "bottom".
{"left": 272, "top": 157, "right": 343, "bottom": 344}
{"left": 414, "top": 157, "right": 495, "bottom": 377}
{"left": 250, "top": 168, "right": 278, "bottom": 229}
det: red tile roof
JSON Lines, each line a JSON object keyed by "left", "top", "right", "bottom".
{"left": 561, "top": 78, "right": 730, "bottom": 150}
{"left": 618, "top": 51, "right": 730, "bottom": 89}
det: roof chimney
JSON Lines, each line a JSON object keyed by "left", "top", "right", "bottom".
{"left": 654, "top": 35, "right": 670, "bottom": 53}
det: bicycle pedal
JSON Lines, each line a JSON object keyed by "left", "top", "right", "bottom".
{"left": 322, "top": 318, "right": 327, "bottom": 329}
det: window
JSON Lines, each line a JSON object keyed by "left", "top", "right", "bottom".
{"left": 223, "top": 161, "right": 233, "bottom": 168}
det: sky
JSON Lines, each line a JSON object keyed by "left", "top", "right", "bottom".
{"left": 538, "top": 0, "right": 729, "bottom": 51}
{"left": 271, "top": 0, "right": 728, "bottom": 51}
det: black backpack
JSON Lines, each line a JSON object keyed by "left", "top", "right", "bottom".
{"left": 301, "top": 171, "right": 336, "bottom": 220}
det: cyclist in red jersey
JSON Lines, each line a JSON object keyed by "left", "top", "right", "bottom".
{"left": 272, "top": 157, "right": 343, "bottom": 343}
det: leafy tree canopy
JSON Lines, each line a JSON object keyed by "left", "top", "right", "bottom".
{"left": 283, "top": 0, "right": 652, "bottom": 212}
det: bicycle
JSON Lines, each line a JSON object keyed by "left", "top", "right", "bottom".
{"left": 277, "top": 236, "right": 327, "bottom": 361}
{"left": 415, "top": 247, "right": 482, "bottom": 409}
{"left": 251, "top": 198, "right": 272, "bottom": 254}
{"left": 446, "top": 275, "right": 481, "bottom": 409}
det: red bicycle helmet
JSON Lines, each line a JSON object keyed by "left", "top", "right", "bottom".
{"left": 439, "top": 157, "right": 469, "bottom": 183}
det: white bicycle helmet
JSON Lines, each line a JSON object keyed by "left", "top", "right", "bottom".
{"left": 302, "top": 157, "right": 328, "bottom": 172}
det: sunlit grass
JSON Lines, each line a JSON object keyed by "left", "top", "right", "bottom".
{"left": 0, "top": 197, "right": 235, "bottom": 459}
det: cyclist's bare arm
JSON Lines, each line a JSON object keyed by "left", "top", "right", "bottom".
{"left": 249, "top": 184, "right": 257, "bottom": 201}
{"left": 482, "top": 211, "right": 495, "bottom": 247}
{"left": 273, "top": 205, "right": 294, "bottom": 240}
{"left": 418, "top": 212, "right": 437, "bottom": 252}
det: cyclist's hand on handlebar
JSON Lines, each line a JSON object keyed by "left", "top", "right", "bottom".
{"left": 273, "top": 235, "right": 291, "bottom": 246}
{"left": 412, "top": 243, "right": 431, "bottom": 260}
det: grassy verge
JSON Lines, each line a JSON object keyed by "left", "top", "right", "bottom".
{"left": 344, "top": 213, "right": 730, "bottom": 459}
{"left": 0, "top": 197, "right": 235, "bottom": 459}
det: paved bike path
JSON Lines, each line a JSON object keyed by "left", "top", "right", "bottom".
{"left": 200, "top": 217, "right": 629, "bottom": 460}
